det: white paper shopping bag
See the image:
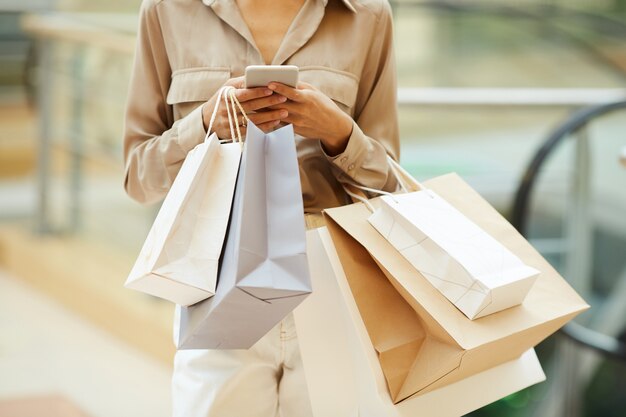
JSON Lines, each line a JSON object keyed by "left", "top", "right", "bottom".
{"left": 294, "top": 227, "right": 546, "bottom": 417}
{"left": 368, "top": 190, "right": 540, "bottom": 319}
{"left": 176, "top": 122, "right": 311, "bottom": 349}
{"left": 125, "top": 87, "right": 242, "bottom": 306}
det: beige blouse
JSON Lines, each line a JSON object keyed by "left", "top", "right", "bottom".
{"left": 123, "top": 0, "right": 400, "bottom": 213}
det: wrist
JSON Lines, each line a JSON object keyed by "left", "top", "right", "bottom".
{"left": 323, "top": 115, "right": 353, "bottom": 156}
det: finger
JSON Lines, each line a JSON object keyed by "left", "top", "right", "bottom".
{"left": 257, "top": 120, "right": 282, "bottom": 133}
{"left": 263, "top": 101, "right": 297, "bottom": 112}
{"left": 235, "top": 87, "right": 273, "bottom": 103}
{"left": 281, "top": 115, "right": 301, "bottom": 126}
{"left": 268, "top": 82, "right": 304, "bottom": 102}
{"left": 248, "top": 109, "right": 288, "bottom": 125}
{"left": 241, "top": 93, "right": 287, "bottom": 112}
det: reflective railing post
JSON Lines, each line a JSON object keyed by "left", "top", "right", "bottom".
{"left": 566, "top": 126, "right": 593, "bottom": 296}
{"left": 36, "top": 38, "right": 53, "bottom": 234}
{"left": 69, "top": 46, "right": 86, "bottom": 233}
{"left": 560, "top": 125, "right": 593, "bottom": 417}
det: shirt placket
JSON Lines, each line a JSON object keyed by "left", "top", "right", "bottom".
{"left": 203, "top": 0, "right": 327, "bottom": 67}
{"left": 270, "top": 0, "right": 326, "bottom": 66}
{"left": 203, "top": 0, "right": 264, "bottom": 65}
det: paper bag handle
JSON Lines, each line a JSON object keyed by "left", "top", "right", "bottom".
{"left": 203, "top": 86, "right": 250, "bottom": 146}
{"left": 386, "top": 155, "right": 425, "bottom": 193}
{"left": 341, "top": 182, "right": 378, "bottom": 212}
{"left": 339, "top": 155, "right": 429, "bottom": 211}
{"left": 225, "top": 87, "right": 250, "bottom": 146}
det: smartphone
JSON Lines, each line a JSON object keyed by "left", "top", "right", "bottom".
{"left": 245, "top": 65, "right": 299, "bottom": 88}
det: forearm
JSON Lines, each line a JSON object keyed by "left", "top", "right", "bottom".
{"left": 124, "top": 104, "right": 206, "bottom": 204}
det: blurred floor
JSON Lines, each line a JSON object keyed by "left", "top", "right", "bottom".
{"left": 0, "top": 91, "right": 176, "bottom": 417}
{"left": 0, "top": 92, "right": 175, "bottom": 366}
{"left": 0, "top": 394, "right": 91, "bottom": 417}
{"left": 0, "top": 269, "right": 171, "bottom": 417}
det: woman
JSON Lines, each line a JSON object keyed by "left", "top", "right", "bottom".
{"left": 123, "top": 0, "right": 399, "bottom": 415}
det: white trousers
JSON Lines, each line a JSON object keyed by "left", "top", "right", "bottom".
{"left": 172, "top": 313, "right": 314, "bottom": 417}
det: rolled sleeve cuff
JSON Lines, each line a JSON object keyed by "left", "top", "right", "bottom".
{"left": 323, "top": 121, "right": 369, "bottom": 180}
{"left": 176, "top": 104, "right": 207, "bottom": 153}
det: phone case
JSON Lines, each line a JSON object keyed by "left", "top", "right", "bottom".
{"left": 245, "top": 65, "right": 299, "bottom": 88}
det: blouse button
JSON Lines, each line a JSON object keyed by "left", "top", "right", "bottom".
{"left": 348, "top": 163, "right": 355, "bottom": 171}
{"left": 340, "top": 156, "right": 348, "bottom": 163}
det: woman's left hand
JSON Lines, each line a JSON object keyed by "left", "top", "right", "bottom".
{"left": 267, "top": 81, "right": 354, "bottom": 156}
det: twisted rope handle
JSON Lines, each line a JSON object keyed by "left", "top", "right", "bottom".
{"left": 203, "top": 86, "right": 250, "bottom": 146}
{"left": 386, "top": 155, "right": 426, "bottom": 192}
{"left": 223, "top": 87, "right": 237, "bottom": 144}
{"left": 340, "top": 155, "right": 429, "bottom": 212}
{"left": 227, "top": 88, "right": 250, "bottom": 147}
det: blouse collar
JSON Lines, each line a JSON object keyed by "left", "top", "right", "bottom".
{"left": 201, "top": 0, "right": 357, "bottom": 14}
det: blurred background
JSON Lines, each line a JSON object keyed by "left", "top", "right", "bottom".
{"left": 0, "top": 0, "right": 624, "bottom": 416}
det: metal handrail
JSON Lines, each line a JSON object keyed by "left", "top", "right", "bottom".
{"left": 561, "top": 322, "right": 626, "bottom": 361}
{"left": 510, "top": 99, "right": 626, "bottom": 361}
{"left": 511, "top": 100, "right": 626, "bottom": 235}
{"left": 397, "top": 88, "right": 626, "bottom": 107}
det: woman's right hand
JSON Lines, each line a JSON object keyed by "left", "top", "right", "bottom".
{"left": 201, "top": 77, "right": 289, "bottom": 138}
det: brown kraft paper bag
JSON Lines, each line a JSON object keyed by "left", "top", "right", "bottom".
{"left": 324, "top": 172, "right": 589, "bottom": 403}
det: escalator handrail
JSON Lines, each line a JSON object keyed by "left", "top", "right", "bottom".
{"left": 510, "top": 99, "right": 626, "bottom": 360}
{"left": 511, "top": 100, "right": 626, "bottom": 235}
{"left": 560, "top": 322, "right": 626, "bottom": 361}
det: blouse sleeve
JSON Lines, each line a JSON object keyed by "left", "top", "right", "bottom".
{"left": 323, "top": 1, "right": 400, "bottom": 193}
{"left": 123, "top": 0, "right": 207, "bottom": 204}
